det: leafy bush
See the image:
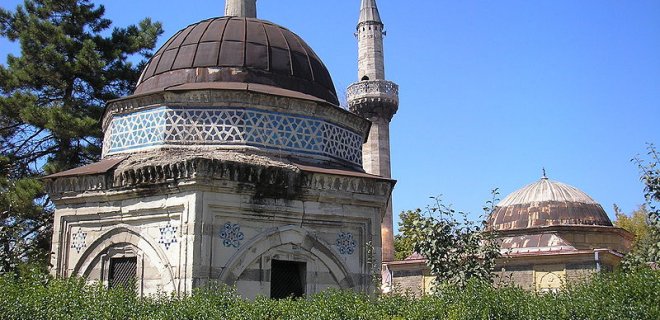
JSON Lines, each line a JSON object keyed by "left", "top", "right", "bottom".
{"left": 0, "top": 269, "right": 658, "bottom": 319}
{"left": 625, "top": 144, "right": 660, "bottom": 270}
{"left": 408, "top": 193, "right": 501, "bottom": 291}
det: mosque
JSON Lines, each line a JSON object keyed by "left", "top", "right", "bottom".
{"left": 45, "top": 0, "right": 396, "bottom": 298}
{"left": 44, "top": 0, "right": 631, "bottom": 297}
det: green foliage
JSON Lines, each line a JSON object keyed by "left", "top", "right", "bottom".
{"left": 0, "top": 0, "right": 162, "bottom": 273}
{"left": 407, "top": 191, "right": 501, "bottom": 291}
{"left": 0, "top": 269, "right": 658, "bottom": 319}
{"left": 614, "top": 205, "right": 651, "bottom": 245}
{"left": 625, "top": 144, "right": 660, "bottom": 270}
{"left": 393, "top": 209, "right": 422, "bottom": 261}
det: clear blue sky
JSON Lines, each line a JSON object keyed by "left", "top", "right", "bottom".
{"left": 2, "top": 1, "right": 659, "bottom": 230}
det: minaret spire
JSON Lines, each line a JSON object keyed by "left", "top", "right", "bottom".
{"left": 347, "top": 0, "right": 399, "bottom": 262}
{"left": 225, "top": 0, "right": 257, "bottom": 18}
{"left": 356, "top": 0, "right": 385, "bottom": 81}
{"left": 359, "top": 0, "right": 382, "bottom": 25}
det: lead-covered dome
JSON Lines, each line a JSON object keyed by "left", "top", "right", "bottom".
{"left": 135, "top": 17, "right": 339, "bottom": 105}
{"left": 489, "top": 177, "right": 613, "bottom": 231}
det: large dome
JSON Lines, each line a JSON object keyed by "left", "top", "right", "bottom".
{"left": 488, "top": 177, "right": 613, "bottom": 231}
{"left": 134, "top": 17, "right": 339, "bottom": 105}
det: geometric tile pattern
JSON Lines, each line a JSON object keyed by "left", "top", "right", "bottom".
{"left": 219, "top": 222, "right": 244, "bottom": 248}
{"left": 107, "top": 108, "right": 166, "bottom": 153}
{"left": 71, "top": 229, "right": 87, "bottom": 254}
{"left": 105, "top": 107, "right": 363, "bottom": 166}
{"left": 158, "top": 221, "right": 178, "bottom": 250}
{"left": 336, "top": 232, "right": 357, "bottom": 255}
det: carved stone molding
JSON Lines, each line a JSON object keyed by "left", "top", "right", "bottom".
{"left": 46, "top": 153, "right": 393, "bottom": 199}
{"left": 45, "top": 174, "right": 109, "bottom": 195}
{"left": 347, "top": 80, "right": 399, "bottom": 120}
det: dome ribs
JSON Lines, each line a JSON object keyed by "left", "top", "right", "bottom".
{"left": 154, "top": 25, "right": 194, "bottom": 75}
{"left": 133, "top": 17, "right": 339, "bottom": 105}
{"left": 246, "top": 19, "right": 269, "bottom": 70}
{"left": 200, "top": 18, "right": 228, "bottom": 42}
{"left": 182, "top": 19, "right": 210, "bottom": 46}
{"left": 138, "top": 28, "right": 181, "bottom": 83}
{"left": 178, "top": 20, "right": 213, "bottom": 69}
{"left": 218, "top": 18, "right": 245, "bottom": 67}
{"left": 195, "top": 18, "right": 228, "bottom": 68}
{"left": 257, "top": 21, "right": 272, "bottom": 72}
{"left": 283, "top": 30, "right": 312, "bottom": 81}
{"left": 264, "top": 22, "right": 292, "bottom": 76}
{"left": 489, "top": 178, "right": 613, "bottom": 231}
{"left": 289, "top": 30, "right": 315, "bottom": 82}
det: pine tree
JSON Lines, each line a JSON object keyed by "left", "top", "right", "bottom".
{"left": 0, "top": 0, "right": 162, "bottom": 273}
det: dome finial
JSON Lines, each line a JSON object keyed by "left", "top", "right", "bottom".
{"left": 225, "top": 0, "right": 257, "bottom": 18}
{"left": 542, "top": 167, "right": 548, "bottom": 180}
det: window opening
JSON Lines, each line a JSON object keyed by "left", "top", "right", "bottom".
{"left": 270, "top": 260, "right": 306, "bottom": 299}
{"left": 109, "top": 257, "right": 137, "bottom": 290}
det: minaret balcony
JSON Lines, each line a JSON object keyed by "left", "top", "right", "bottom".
{"left": 347, "top": 80, "right": 399, "bottom": 118}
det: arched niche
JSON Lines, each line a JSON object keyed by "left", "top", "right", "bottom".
{"left": 73, "top": 224, "right": 176, "bottom": 295}
{"left": 219, "top": 225, "right": 356, "bottom": 295}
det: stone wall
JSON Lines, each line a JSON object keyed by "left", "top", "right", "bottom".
{"left": 51, "top": 192, "right": 195, "bottom": 295}
{"left": 48, "top": 153, "right": 393, "bottom": 297}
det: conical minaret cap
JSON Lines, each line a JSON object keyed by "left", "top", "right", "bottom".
{"left": 225, "top": 0, "right": 257, "bottom": 18}
{"left": 359, "top": 0, "right": 382, "bottom": 24}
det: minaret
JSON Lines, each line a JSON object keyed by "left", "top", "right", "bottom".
{"left": 225, "top": 0, "right": 257, "bottom": 18}
{"left": 347, "top": 0, "right": 399, "bottom": 262}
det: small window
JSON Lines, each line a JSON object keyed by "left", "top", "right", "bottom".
{"left": 270, "top": 260, "right": 306, "bottom": 299}
{"left": 109, "top": 257, "right": 137, "bottom": 290}
{"left": 361, "top": 76, "right": 370, "bottom": 81}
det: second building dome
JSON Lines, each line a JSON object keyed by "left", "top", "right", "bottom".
{"left": 488, "top": 176, "right": 613, "bottom": 231}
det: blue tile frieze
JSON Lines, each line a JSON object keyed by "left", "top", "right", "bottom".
{"left": 105, "top": 107, "right": 362, "bottom": 166}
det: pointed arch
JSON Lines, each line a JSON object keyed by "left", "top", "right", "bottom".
{"left": 73, "top": 224, "right": 176, "bottom": 293}
{"left": 219, "top": 225, "right": 355, "bottom": 289}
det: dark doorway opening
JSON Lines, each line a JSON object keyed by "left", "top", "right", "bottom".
{"left": 361, "top": 75, "right": 370, "bottom": 81}
{"left": 109, "top": 257, "right": 137, "bottom": 290}
{"left": 270, "top": 260, "right": 306, "bottom": 299}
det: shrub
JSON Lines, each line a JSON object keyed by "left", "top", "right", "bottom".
{"left": 0, "top": 269, "right": 658, "bottom": 319}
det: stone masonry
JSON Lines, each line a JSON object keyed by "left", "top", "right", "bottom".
{"left": 347, "top": 0, "right": 399, "bottom": 263}
{"left": 46, "top": 88, "right": 394, "bottom": 297}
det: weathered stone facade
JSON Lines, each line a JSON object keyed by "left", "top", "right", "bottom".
{"left": 488, "top": 177, "right": 633, "bottom": 291}
{"left": 385, "top": 258, "right": 433, "bottom": 297}
{"left": 493, "top": 249, "right": 623, "bottom": 291}
{"left": 47, "top": 146, "right": 393, "bottom": 296}
{"left": 45, "top": 0, "right": 395, "bottom": 298}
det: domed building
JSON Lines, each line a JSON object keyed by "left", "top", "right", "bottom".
{"left": 44, "top": 0, "right": 398, "bottom": 298}
{"left": 384, "top": 174, "right": 634, "bottom": 296}
{"left": 489, "top": 174, "right": 633, "bottom": 291}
